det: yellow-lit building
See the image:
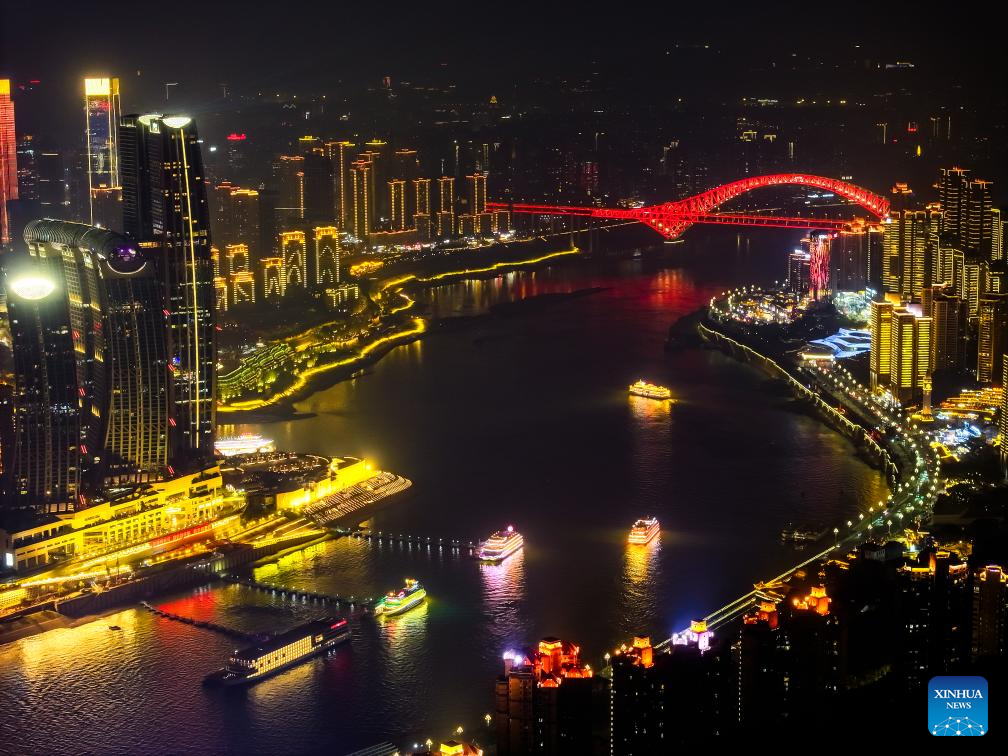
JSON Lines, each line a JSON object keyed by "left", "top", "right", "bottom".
{"left": 389, "top": 180, "right": 407, "bottom": 231}
{"left": 273, "top": 457, "right": 373, "bottom": 512}
{"left": 314, "top": 225, "right": 341, "bottom": 287}
{"left": 977, "top": 294, "right": 1008, "bottom": 385}
{"left": 214, "top": 275, "right": 229, "bottom": 313}
{"left": 262, "top": 256, "right": 284, "bottom": 302}
{"left": 437, "top": 176, "right": 455, "bottom": 237}
{"left": 869, "top": 300, "right": 893, "bottom": 389}
{"left": 280, "top": 230, "right": 307, "bottom": 292}
{"left": 324, "top": 140, "right": 356, "bottom": 229}
{"left": 230, "top": 270, "right": 255, "bottom": 306}
{"left": 350, "top": 160, "right": 373, "bottom": 240}
{"left": 1, "top": 467, "right": 226, "bottom": 572}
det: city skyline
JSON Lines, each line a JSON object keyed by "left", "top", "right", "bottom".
{"left": 1, "top": 3, "right": 1007, "bottom": 752}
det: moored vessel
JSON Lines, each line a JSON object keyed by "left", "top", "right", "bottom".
{"left": 628, "top": 380, "right": 672, "bottom": 400}
{"left": 204, "top": 617, "right": 350, "bottom": 686}
{"left": 374, "top": 578, "right": 427, "bottom": 616}
{"left": 478, "top": 525, "right": 524, "bottom": 563}
{"left": 628, "top": 517, "right": 660, "bottom": 545}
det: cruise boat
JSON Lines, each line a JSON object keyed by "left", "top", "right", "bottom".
{"left": 628, "top": 380, "right": 672, "bottom": 400}
{"left": 374, "top": 578, "right": 427, "bottom": 616}
{"left": 204, "top": 617, "right": 350, "bottom": 686}
{"left": 478, "top": 525, "right": 524, "bottom": 563}
{"left": 628, "top": 517, "right": 660, "bottom": 545}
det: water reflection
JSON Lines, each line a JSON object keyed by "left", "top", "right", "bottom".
{"left": 480, "top": 551, "right": 528, "bottom": 652}
{"left": 619, "top": 536, "right": 663, "bottom": 639}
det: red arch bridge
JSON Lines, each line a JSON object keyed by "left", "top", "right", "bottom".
{"left": 487, "top": 173, "right": 890, "bottom": 240}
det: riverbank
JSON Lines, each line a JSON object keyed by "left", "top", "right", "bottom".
{"left": 219, "top": 243, "right": 592, "bottom": 418}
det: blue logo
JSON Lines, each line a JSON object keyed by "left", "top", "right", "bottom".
{"left": 929, "top": 676, "right": 988, "bottom": 736}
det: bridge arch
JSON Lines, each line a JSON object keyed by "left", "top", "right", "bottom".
{"left": 667, "top": 173, "right": 890, "bottom": 219}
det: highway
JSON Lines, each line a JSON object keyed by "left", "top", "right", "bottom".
{"left": 660, "top": 316, "right": 941, "bottom": 643}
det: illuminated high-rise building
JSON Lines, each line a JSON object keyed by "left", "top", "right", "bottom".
{"left": 869, "top": 300, "right": 894, "bottom": 389}
{"left": 1001, "top": 356, "right": 1008, "bottom": 469}
{"left": 262, "top": 256, "right": 284, "bottom": 301}
{"left": 437, "top": 176, "right": 455, "bottom": 238}
{"left": 833, "top": 220, "right": 883, "bottom": 292}
{"left": 214, "top": 276, "right": 228, "bottom": 313}
{"left": 230, "top": 269, "right": 256, "bottom": 306}
{"left": 0, "top": 79, "right": 17, "bottom": 247}
{"left": 976, "top": 294, "right": 1008, "bottom": 385}
{"left": 959, "top": 257, "right": 985, "bottom": 320}
{"left": 361, "top": 139, "right": 390, "bottom": 219}
{"left": 224, "top": 243, "right": 250, "bottom": 276}
{"left": 389, "top": 180, "right": 407, "bottom": 231}
{"left": 324, "top": 140, "right": 355, "bottom": 229}
{"left": 922, "top": 285, "right": 964, "bottom": 373}
{"left": 882, "top": 209, "right": 939, "bottom": 301}
{"left": 0, "top": 221, "right": 168, "bottom": 508}
{"left": 885, "top": 307, "right": 932, "bottom": 403}
{"left": 992, "top": 208, "right": 1004, "bottom": 264}
{"left": 313, "top": 226, "right": 340, "bottom": 287}
{"left": 467, "top": 172, "right": 487, "bottom": 215}
{"left": 212, "top": 182, "right": 261, "bottom": 261}
{"left": 274, "top": 155, "right": 305, "bottom": 221}
{"left": 84, "top": 77, "right": 122, "bottom": 229}
{"left": 119, "top": 113, "right": 216, "bottom": 468}
{"left": 350, "top": 160, "right": 373, "bottom": 240}
{"left": 967, "top": 179, "right": 994, "bottom": 259}
{"left": 279, "top": 230, "right": 307, "bottom": 293}
{"left": 787, "top": 250, "right": 811, "bottom": 297}
{"left": 939, "top": 167, "right": 969, "bottom": 245}
{"left": 414, "top": 178, "right": 431, "bottom": 219}
{"left": 2, "top": 224, "right": 107, "bottom": 509}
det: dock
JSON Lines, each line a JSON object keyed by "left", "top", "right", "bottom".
{"left": 219, "top": 573, "right": 376, "bottom": 608}
{"left": 350, "top": 530, "right": 477, "bottom": 555}
{"left": 139, "top": 601, "right": 267, "bottom": 641}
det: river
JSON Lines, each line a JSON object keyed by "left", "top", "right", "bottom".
{"left": 0, "top": 230, "right": 888, "bottom": 754}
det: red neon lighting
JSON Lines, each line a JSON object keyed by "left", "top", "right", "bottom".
{"left": 489, "top": 173, "right": 890, "bottom": 240}
{"left": 330, "top": 620, "right": 348, "bottom": 629}
{"left": 227, "top": 133, "right": 247, "bottom": 141}
{"left": 149, "top": 521, "right": 212, "bottom": 548}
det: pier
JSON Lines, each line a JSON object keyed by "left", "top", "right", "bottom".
{"left": 139, "top": 601, "right": 267, "bottom": 641}
{"left": 350, "top": 530, "right": 478, "bottom": 555}
{"left": 219, "top": 573, "right": 376, "bottom": 608}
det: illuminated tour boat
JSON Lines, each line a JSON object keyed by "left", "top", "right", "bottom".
{"left": 374, "top": 578, "right": 427, "bottom": 616}
{"left": 214, "top": 433, "right": 275, "bottom": 457}
{"left": 628, "top": 380, "right": 672, "bottom": 400}
{"left": 478, "top": 525, "right": 524, "bottom": 563}
{"left": 628, "top": 517, "right": 660, "bottom": 545}
{"left": 204, "top": 617, "right": 350, "bottom": 686}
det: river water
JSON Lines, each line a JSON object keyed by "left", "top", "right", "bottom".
{"left": 0, "top": 231, "right": 888, "bottom": 754}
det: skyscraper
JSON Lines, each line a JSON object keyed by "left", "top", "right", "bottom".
{"left": 389, "top": 180, "right": 407, "bottom": 231}
{"left": 279, "top": 230, "right": 307, "bottom": 293}
{"left": 882, "top": 209, "right": 939, "bottom": 301}
{"left": 869, "top": 300, "right": 894, "bottom": 390}
{"left": 84, "top": 77, "right": 122, "bottom": 229}
{"left": 922, "top": 285, "right": 964, "bottom": 373}
{"left": 120, "top": 114, "right": 215, "bottom": 468}
{"left": 976, "top": 294, "right": 1008, "bottom": 385}
{"left": 0, "top": 221, "right": 165, "bottom": 509}
{"left": 324, "top": 140, "right": 355, "bottom": 229}
{"left": 350, "top": 160, "right": 373, "bottom": 240}
{"left": 437, "top": 176, "right": 455, "bottom": 238}
{"left": 274, "top": 155, "right": 305, "bottom": 221}
{"left": 939, "top": 167, "right": 969, "bottom": 245}
{"left": 313, "top": 226, "right": 340, "bottom": 287}
{"left": 0, "top": 79, "right": 18, "bottom": 247}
